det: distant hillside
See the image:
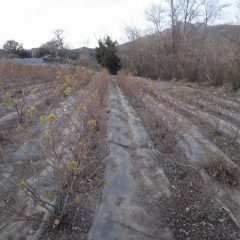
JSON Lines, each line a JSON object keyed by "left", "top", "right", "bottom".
{"left": 206, "top": 24, "right": 240, "bottom": 41}
{"left": 120, "top": 23, "right": 240, "bottom": 50}
{"left": 118, "top": 22, "right": 240, "bottom": 89}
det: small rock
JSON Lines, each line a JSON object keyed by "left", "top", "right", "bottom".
{"left": 53, "top": 218, "right": 60, "bottom": 226}
{"left": 28, "top": 229, "right": 35, "bottom": 235}
{"left": 219, "top": 218, "right": 225, "bottom": 223}
{"left": 201, "top": 221, "right": 206, "bottom": 226}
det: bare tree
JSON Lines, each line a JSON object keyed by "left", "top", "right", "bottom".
{"left": 53, "top": 29, "right": 67, "bottom": 51}
{"left": 202, "top": 0, "right": 228, "bottom": 26}
{"left": 145, "top": 3, "right": 168, "bottom": 78}
{"left": 145, "top": 3, "right": 165, "bottom": 35}
{"left": 120, "top": 0, "right": 238, "bottom": 90}
{"left": 121, "top": 25, "right": 145, "bottom": 75}
{"left": 53, "top": 29, "right": 69, "bottom": 58}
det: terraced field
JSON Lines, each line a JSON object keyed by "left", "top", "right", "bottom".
{"left": 1, "top": 64, "right": 240, "bottom": 239}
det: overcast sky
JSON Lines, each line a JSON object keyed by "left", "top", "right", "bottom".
{"left": 0, "top": 0, "right": 237, "bottom": 49}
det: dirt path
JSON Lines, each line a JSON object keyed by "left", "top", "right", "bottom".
{"left": 89, "top": 78, "right": 173, "bottom": 240}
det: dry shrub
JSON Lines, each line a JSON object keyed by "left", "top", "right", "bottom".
{"left": 0, "top": 67, "right": 109, "bottom": 232}
{"left": 118, "top": 73, "right": 178, "bottom": 153}
{"left": 74, "top": 54, "right": 100, "bottom": 71}
{"left": 223, "top": 82, "right": 234, "bottom": 92}
{"left": 0, "top": 62, "right": 89, "bottom": 94}
{"left": 150, "top": 117, "right": 178, "bottom": 153}
{"left": 206, "top": 158, "right": 240, "bottom": 188}
{"left": 0, "top": 61, "right": 58, "bottom": 82}
{"left": 118, "top": 72, "right": 142, "bottom": 106}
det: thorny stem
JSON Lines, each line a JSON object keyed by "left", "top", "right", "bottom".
{"left": 0, "top": 169, "right": 56, "bottom": 213}
{"left": 0, "top": 206, "right": 50, "bottom": 224}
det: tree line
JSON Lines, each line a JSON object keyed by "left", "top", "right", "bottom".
{"left": 0, "top": 40, "right": 31, "bottom": 58}
{"left": 119, "top": 0, "right": 240, "bottom": 91}
{"left": 1, "top": 0, "right": 240, "bottom": 90}
{"left": 0, "top": 29, "right": 81, "bottom": 61}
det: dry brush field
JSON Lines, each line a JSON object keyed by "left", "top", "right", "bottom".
{"left": 1, "top": 62, "right": 240, "bottom": 240}
{"left": 0, "top": 62, "right": 109, "bottom": 239}
{"left": 118, "top": 73, "right": 240, "bottom": 239}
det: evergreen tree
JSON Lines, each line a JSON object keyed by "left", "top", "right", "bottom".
{"left": 96, "top": 36, "right": 121, "bottom": 75}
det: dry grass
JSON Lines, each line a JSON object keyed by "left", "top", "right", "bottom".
{"left": 206, "top": 158, "right": 240, "bottom": 188}
{"left": 0, "top": 62, "right": 92, "bottom": 97}
{"left": 118, "top": 72, "right": 178, "bottom": 153}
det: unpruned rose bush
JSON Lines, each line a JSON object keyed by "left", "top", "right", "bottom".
{"left": 0, "top": 68, "right": 109, "bottom": 232}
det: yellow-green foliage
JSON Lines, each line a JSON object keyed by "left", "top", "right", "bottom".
{"left": 40, "top": 113, "right": 57, "bottom": 124}
{"left": 2, "top": 92, "right": 16, "bottom": 106}
{"left": 44, "top": 191, "right": 54, "bottom": 202}
{"left": 16, "top": 124, "right": 24, "bottom": 132}
{"left": 42, "top": 130, "right": 52, "bottom": 140}
{"left": 87, "top": 119, "right": 97, "bottom": 127}
{"left": 79, "top": 141, "right": 86, "bottom": 150}
{"left": 47, "top": 113, "right": 57, "bottom": 122}
{"left": 67, "top": 160, "right": 78, "bottom": 170}
{"left": 29, "top": 88, "right": 38, "bottom": 95}
{"left": 64, "top": 74, "right": 74, "bottom": 86}
{"left": 57, "top": 73, "right": 75, "bottom": 97}
{"left": 27, "top": 106, "right": 37, "bottom": 117}
{"left": 19, "top": 179, "right": 27, "bottom": 189}
{"left": 39, "top": 115, "right": 47, "bottom": 124}
{"left": 63, "top": 87, "right": 72, "bottom": 96}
